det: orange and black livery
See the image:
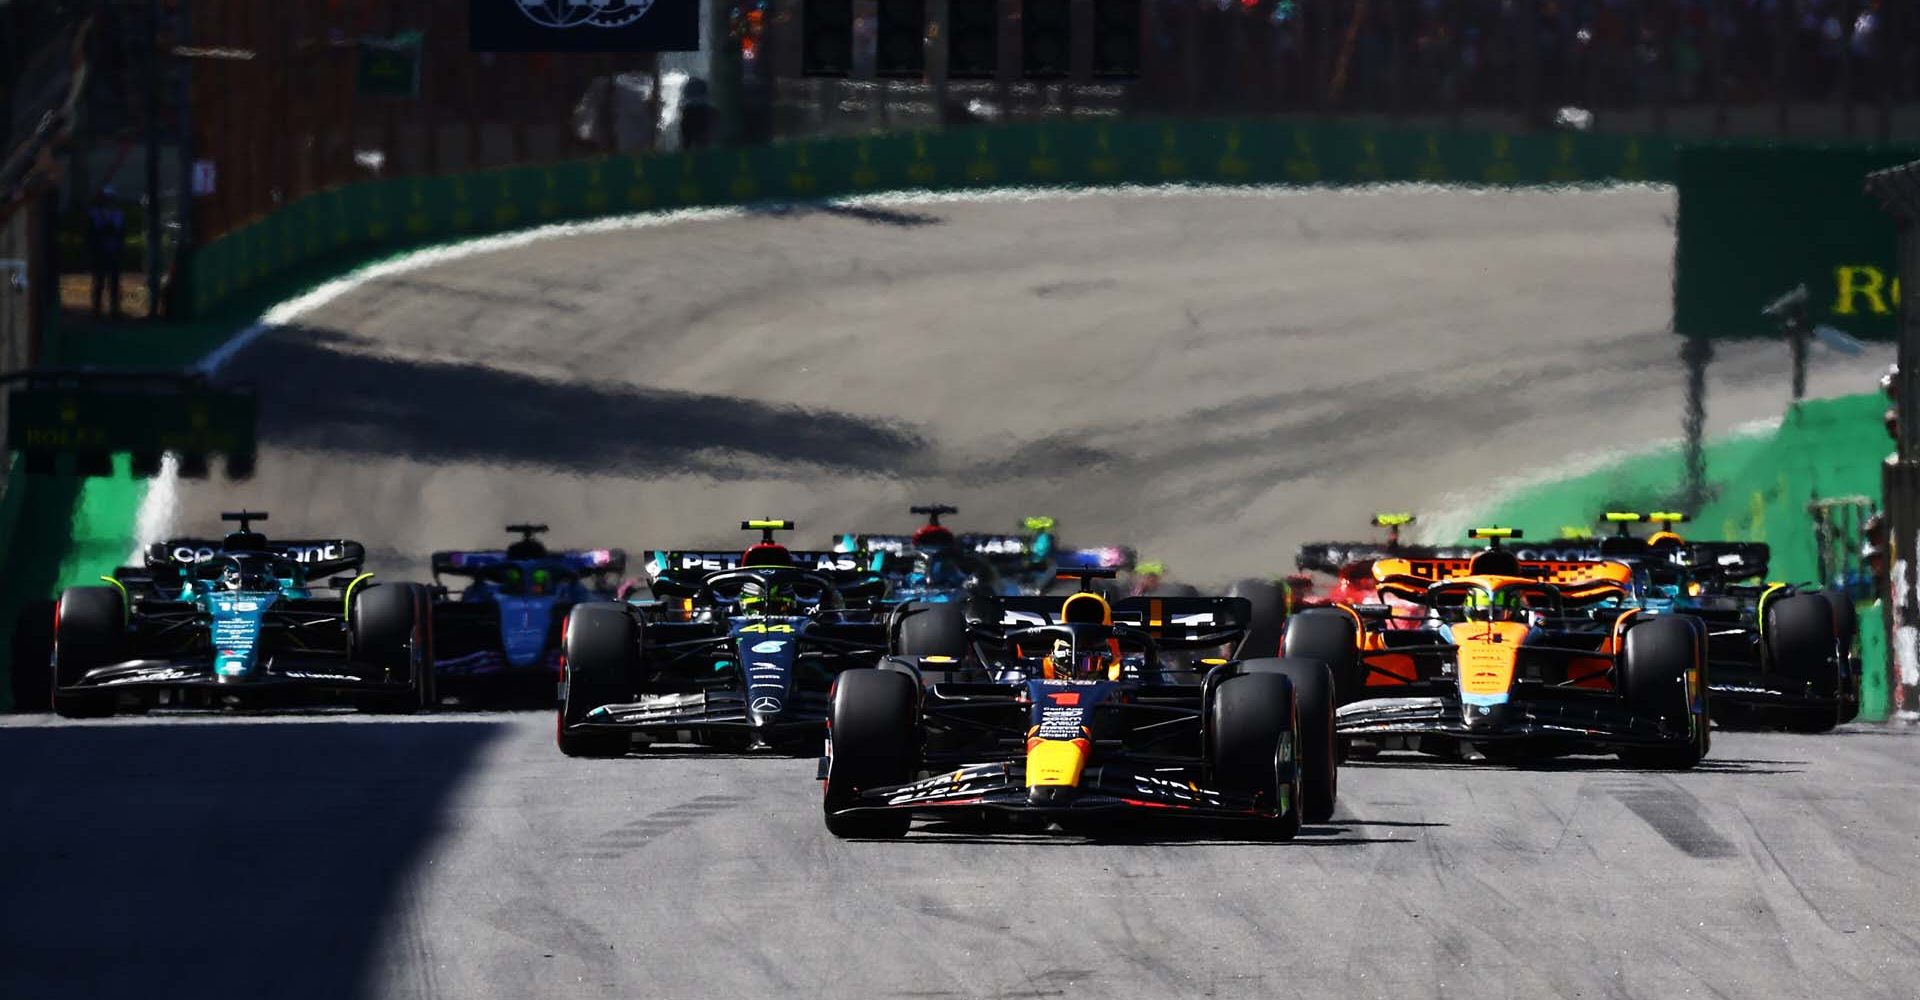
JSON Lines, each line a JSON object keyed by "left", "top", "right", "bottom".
{"left": 1281, "top": 527, "right": 1712, "bottom": 768}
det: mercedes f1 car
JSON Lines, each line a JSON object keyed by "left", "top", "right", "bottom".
{"left": 833, "top": 504, "right": 1139, "bottom": 666}
{"left": 1574, "top": 512, "right": 1858, "bottom": 732}
{"left": 1281, "top": 529, "right": 1711, "bottom": 768}
{"left": 818, "top": 572, "right": 1338, "bottom": 839}
{"left": 835, "top": 505, "right": 1137, "bottom": 601}
{"left": 555, "top": 521, "right": 890, "bottom": 756}
{"left": 48, "top": 511, "right": 435, "bottom": 717}
{"left": 429, "top": 524, "right": 625, "bottom": 702}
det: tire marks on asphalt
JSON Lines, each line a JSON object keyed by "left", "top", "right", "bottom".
{"left": 1598, "top": 777, "right": 1740, "bottom": 859}
{"left": 576, "top": 792, "right": 752, "bottom": 860}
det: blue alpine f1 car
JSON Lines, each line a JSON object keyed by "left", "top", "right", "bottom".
{"left": 47, "top": 511, "right": 434, "bottom": 716}
{"left": 429, "top": 524, "right": 625, "bottom": 701}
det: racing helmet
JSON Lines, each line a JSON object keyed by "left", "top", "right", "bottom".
{"left": 219, "top": 559, "right": 275, "bottom": 592}
{"left": 1461, "top": 586, "right": 1525, "bottom": 623}
{"left": 1042, "top": 633, "right": 1118, "bottom": 682}
{"left": 912, "top": 523, "right": 957, "bottom": 549}
{"left": 738, "top": 577, "right": 797, "bottom": 616}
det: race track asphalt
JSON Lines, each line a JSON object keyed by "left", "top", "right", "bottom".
{"left": 4, "top": 188, "right": 1914, "bottom": 1000}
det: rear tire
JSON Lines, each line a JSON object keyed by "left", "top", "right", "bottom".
{"left": 51, "top": 588, "right": 127, "bottom": 719}
{"left": 1208, "top": 672, "right": 1301, "bottom": 840}
{"left": 1617, "top": 616, "right": 1708, "bottom": 769}
{"left": 1768, "top": 594, "right": 1840, "bottom": 734}
{"left": 557, "top": 604, "right": 638, "bottom": 758}
{"left": 824, "top": 668, "right": 918, "bottom": 839}
{"left": 891, "top": 601, "right": 969, "bottom": 661}
{"left": 1238, "top": 658, "right": 1336, "bottom": 823}
{"left": 11, "top": 599, "right": 56, "bottom": 713}
{"left": 1821, "top": 590, "right": 1861, "bottom": 725}
{"left": 352, "top": 584, "right": 434, "bottom": 713}
{"left": 1282, "top": 608, "right": 1360, "bottom": 704}
{"left": 1228, "top": 579, "right": 1287, "bottom": 660}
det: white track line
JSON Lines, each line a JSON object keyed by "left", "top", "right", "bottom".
{"left": 133, "top": 180, "right": 1675, "bottom": 552}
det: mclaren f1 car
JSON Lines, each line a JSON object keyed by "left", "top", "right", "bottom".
{"left": 818, "top": 572, "right": 1338, "bottom": 839}
{"left": 555, "top": 521, "right": 891, "bottom": 756}
{"left": 1281, "top": 529, "right": 1711, "bottom": 768}
{"left": 47, "top": 511, "right": 435, "bottom": 717}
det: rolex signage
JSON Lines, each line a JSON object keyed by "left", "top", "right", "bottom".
{"left": 469, "top": 0, "right": 700, "bottom": 52}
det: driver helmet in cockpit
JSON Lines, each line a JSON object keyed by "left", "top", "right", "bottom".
{"left": 1042, "top": 592, "right": 1120, "bottom": 680}
{"left": 739, "top": 577, "right": 798, "bottom": 616}
{"left": 219, "top": 560, "right": 275, "bottom": 592}
{"left": 1461, "top": 586, "right": 1526, "bottom": 623}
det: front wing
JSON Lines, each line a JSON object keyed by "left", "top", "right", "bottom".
{"left": 59, "top": 657, "right": 414, "bottom": 708}
{"left": 821, "top": 760, "right": 1280, "bottom": 821}
{"left": 1337, "top": 691, "right": 1691, "bottom": 750}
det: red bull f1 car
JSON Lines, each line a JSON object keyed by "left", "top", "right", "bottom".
{"left": 819, "top": 572, "right": 1338, "bottom": 839}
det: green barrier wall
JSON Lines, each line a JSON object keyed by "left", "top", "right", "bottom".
{"left": 181, "top": 120, "right": 1676, "bottom": 318}
{"left": 1674, "top": 143, "right": 1920, "bottom": 341}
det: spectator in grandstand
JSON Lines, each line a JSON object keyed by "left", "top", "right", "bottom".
{"left": 86, "top": 187, "right": 126, "bottom": 321}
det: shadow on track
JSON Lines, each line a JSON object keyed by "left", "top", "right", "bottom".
{"left": 219, "top": 325, "right": 928, "bottom": 477}
{"left": 0, "top": 719, "right": 506, "bottom": 1000}
{"left": 1342, "top": 755, "right": 1803, "bottom": 776}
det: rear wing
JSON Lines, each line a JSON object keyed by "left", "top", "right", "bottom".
{"left": 1295, "top": 542, "right": 1481, "bottom": 574}
{"left": 643, "top": 550, "right": 866, "bottom": 582}
{"left": 1682, "top": 542, "right": 1770, "bottom": 582}
{"left": 145, "top": 537, "right": 366, "bottom": 578}
{"left": 835, "top": 532, "right": 1134, "bottom": 572}
{"left": 1372, "top": 557, "right": 1634, "bottom": 587}
{"left": 431, "top": 548, "right": 627, "bottom": 578}
{"left": 966, "top": 595, "right": 1252, "bottom": 649}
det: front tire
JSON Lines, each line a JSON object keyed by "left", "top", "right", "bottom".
{"left": 352, "top": 584, "right": 434, "bottom": 713}
{"left": 823, "top": 668, "right": 918, "bottom": 839}
{"left": 891, "top": 601, "right": 969, "bottom": 662}
{"left": 1208, "top": 672, "right": 1302, "bottom": 840}
{"left": 1228, "top": 579, "right": 1287, "bottom": 660}
{"left": 1238, "top": 658, "right": 1336, "bottom": 823}
{"left": 1617, "top": 616, "right": 1708, "bottom": 769}
{"left": 1768, "top": 593, "right": 1840, "bottom": 733}
{"left": 557, "top": 604, "right": 638, "bottom": 758}
{"left": 1282, "top": 608, "right": 1360, "bottom": 705}
{"left": 51, "top": 587, "right": 126, "bottom": 719}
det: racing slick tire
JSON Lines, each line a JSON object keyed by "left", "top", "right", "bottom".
{"left": 1238, "top": 658, "right": 1337, "bottom": 824}
{"left": 1617, "top": 616, "right": 1709, "bottom": 770}
{"left": 557, "top": 604, "right": 638, "bottom": 758}
{"left": 1767, "top": 593, "right": 1841, "bottom": 733}
{"left": 1228, "top": 579, "right": 1287, "bottom": 660}
{"left": 823, "top": 668, "right": 918, "bottom": 839}
{"left": 891, "top": 601, "right": 969, "bottom": 662}
{"left": 11, "top": 599, "right": 56, "bottom": 712}
{"left": 1207, "top": 672, "right": 1302, "bottom": 840}
{"left": 1282, "top": 608, "right": 1360, "bottom": 704}
{"left": 351, "top": 583, "right": 435, "bottom": 714}
{"left": 51, "top": 587, "right": 127, "bottom": 718}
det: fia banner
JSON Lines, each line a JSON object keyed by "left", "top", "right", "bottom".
{"left": 470, "top": 0, "right": 700, "bottom": 52}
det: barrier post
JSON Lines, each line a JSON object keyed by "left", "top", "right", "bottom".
{"left": 1865, "top": 160, "right": 1920, "bottom": 722}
